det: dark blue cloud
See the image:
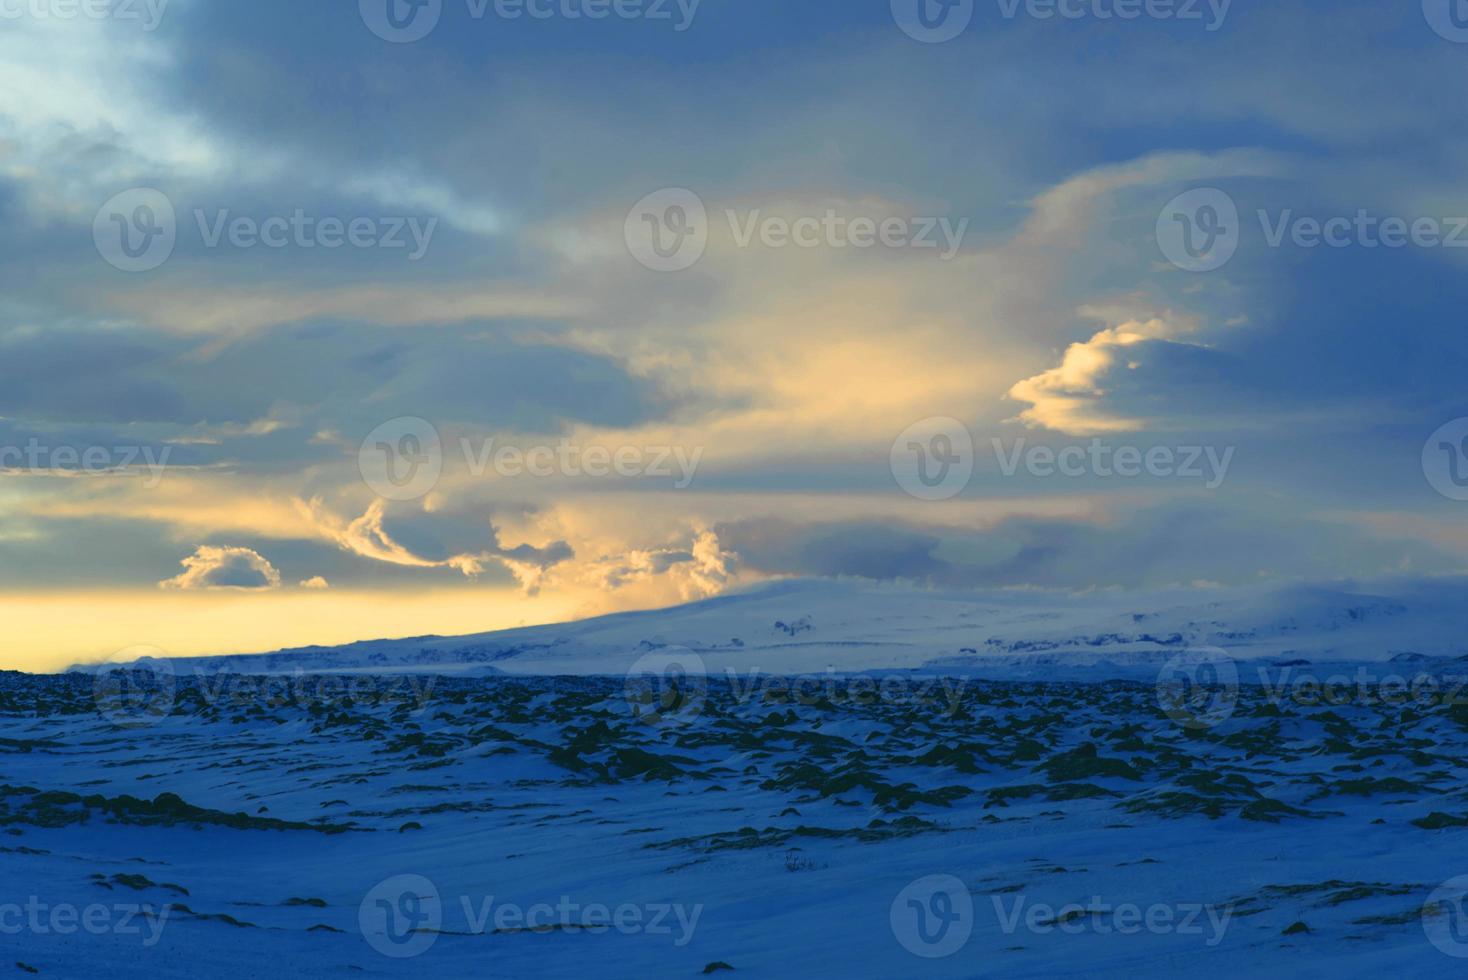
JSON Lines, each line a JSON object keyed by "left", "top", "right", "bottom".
{"left": 719, "top": 502, "right": 1460, "bottom": 590}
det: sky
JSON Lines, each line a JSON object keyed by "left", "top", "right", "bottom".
{"left": 2, "top": 0, "right": 1467, "bottom": 671}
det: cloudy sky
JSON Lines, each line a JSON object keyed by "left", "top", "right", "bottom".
{"left": 2, "top": 0, "right": 1467, "bottom": 670}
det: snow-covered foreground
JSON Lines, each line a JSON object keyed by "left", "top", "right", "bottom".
{"left": 6, "top": 577, "right": 1468, "bottom": 977}
{"left": 4, "top": 669, "right": 1468, "bottom": 976}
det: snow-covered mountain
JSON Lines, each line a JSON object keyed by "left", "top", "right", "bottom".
{"left": 73, "top": 576, "right": 1468, "bottom": 677}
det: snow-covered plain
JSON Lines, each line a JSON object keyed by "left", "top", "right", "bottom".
{"left": 5, "top": 578, "right": 1468, "bottom": 977}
